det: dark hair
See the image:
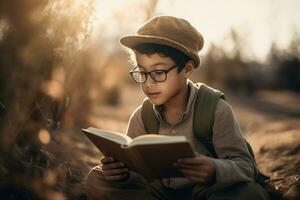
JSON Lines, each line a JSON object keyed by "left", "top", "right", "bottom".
{"left": 132, "top": 43, "right": 192, "bottom": 72}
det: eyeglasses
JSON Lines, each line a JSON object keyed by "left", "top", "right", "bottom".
{"left": 129, "top": 64, "right": 178, "bottom": 83}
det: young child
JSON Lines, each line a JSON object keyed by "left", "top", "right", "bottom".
{"left": 86, "top": 16, "right": 270, "bottom": 200}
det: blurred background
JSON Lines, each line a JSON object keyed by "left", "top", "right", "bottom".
{"left": 0, "top": 0, "right": 299, "bottom": 199}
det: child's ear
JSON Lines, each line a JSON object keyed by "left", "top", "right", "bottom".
{"left": 183, "top": 60, "right": 194, "bottom": 78}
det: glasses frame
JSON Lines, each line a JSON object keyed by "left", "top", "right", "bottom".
{"left": 129, "top": 64, "right": 178, "bottom": 83}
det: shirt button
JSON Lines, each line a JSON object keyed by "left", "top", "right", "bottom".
{"left": 171, "top": 129, "right": 176, "bottom": 134}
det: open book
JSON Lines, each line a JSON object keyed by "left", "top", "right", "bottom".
{"left": 82, "top": 127, "right": 195, "bottom": 180}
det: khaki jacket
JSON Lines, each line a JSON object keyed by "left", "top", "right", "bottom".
{"left": 126, "top": 80, "right": 257, "bottom": 189}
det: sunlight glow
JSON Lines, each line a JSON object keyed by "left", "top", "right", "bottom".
{"left": 94, "top": 0, "right": 300, "bottom": 62}
{"left": 38, "top": 129, "right": 51, "bottom": 144}
{"left": 41, "top": 68, "right": 65, "bottom": 100}
{"left": 43, "top": 170, "right": 57, "bottom": 186}
{"left": 0, "top": 19, "right": 9, "bottom": 42}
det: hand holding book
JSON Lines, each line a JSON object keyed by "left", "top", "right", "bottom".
{"left": 174, "top": 155, "right": 216, "bottom": 185}
{"left": 100, "top": 156, "right": 129, "bottom": 182}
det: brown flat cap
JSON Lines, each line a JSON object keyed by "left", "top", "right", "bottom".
{"left": 120, "top": 15, "right": 204, "bottom": 68}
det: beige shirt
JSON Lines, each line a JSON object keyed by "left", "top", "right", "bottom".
{"left": 126, "top": 80, "right": 257, "bottom": 188}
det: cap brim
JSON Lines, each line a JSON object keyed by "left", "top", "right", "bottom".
{"left": 119, "top": 35, "right": 200, "bottom": 68}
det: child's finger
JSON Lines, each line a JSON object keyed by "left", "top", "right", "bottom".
{"left": 105, "top": 174, "right": 129, "bottom": 182}
{"left": 100, "top": 156, "right": 114, "bottom": 164}
{"left": 102, "top": 162, "right": 125, "bottom": 170}
{"left": 103, "top": 168, "right": 129, "bottom": 176}
{"left": 180, "top": 168, "right": 208, "bottom": 179}
{"left": 178, "top": 156, "right": 207, "bottom": 165}
{"left": 174, "top": 162, "right": 204, "bottom": 170}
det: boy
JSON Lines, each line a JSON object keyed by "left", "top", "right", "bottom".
{"left": 86, "top": 16, "right": 270, "bottom": 200}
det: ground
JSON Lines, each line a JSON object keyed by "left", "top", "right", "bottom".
{"left": 51, "top": 84, "right": 300, "bottom": 200}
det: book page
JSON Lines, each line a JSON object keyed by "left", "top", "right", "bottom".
{"left": 82, "top": 127, "right": 132, "bottom": 145}
{"left": 127, "top": 134, "right": 187, "bottom": 147}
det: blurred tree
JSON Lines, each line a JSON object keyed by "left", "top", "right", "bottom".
{"left": 267, "top": 33, "right": 300, "bottom": 92}
{"left": 144, "top": 0, "right": 159, "bottom": 20}
{"left": 0, "top": 0, "right": 93, "bottom": 198}
{"left": 288, "top": 32, "right": 300, "bottom": 59}
{"left": 197, "top": 28, "right": 300, "bottom": 95}
{"left": 0, "top": 0, "right": 161, "bottom": 198}
{"left": 196, "top": 28, "right": 256, "bottom": 95}
{"left": 277, "top": 57, "right": 300, "bottom": 92}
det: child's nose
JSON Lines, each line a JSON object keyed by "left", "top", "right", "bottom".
{"left": 144, "top": 74, "right": 156, "bottom": 86}
{"left": 145, "top": 74, "right": 156, "bottom": 84}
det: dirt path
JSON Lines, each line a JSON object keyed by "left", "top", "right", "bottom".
{"left": 227, "top": 91, "right": 300, "bottom": 198}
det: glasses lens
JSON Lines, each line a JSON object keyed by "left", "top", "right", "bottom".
{"left": 131, "top": 72, "right": 146, "bottom": 83}
{"left": 151, "top": 71, "right": 166, "bottom": 82}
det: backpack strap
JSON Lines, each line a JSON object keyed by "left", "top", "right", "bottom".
{"left": 193, "top": 83, "right": 225, "bottom": 139}
{"left": 141, "top": 98, "right": 159, "bottom": 133}
{"left": 193, "top": 83, "right": 225, "bottom": 157}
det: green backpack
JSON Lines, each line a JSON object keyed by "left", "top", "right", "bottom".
{"left": 141, "top": 82, "right": 269, "bottom": 184}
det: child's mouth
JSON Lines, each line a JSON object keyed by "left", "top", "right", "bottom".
{"left": 148, "top": 92, "right": 161, "bottom": 98}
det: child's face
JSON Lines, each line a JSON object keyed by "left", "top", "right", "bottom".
{"left": 134, "top": 52, "right": 188, "bottom": 106}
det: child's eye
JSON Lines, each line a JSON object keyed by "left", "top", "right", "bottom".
{"left": 153, "top": 71, "right": 165, "bottom": 76}
{"left": 151, "top": 71, "right": 166, "bottom": 82}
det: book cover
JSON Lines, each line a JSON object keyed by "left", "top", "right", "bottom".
{"left": 81, "top": 127, "right": 195, "bottom": 180}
